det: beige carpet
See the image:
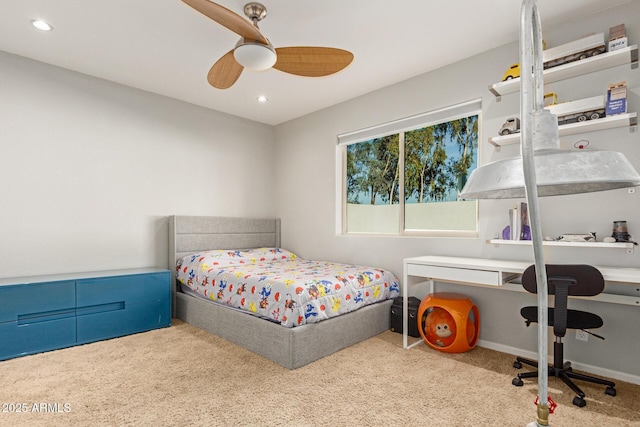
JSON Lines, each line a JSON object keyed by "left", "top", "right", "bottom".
{"left": 1, "top": 320, "right": 638, "bottom": 427}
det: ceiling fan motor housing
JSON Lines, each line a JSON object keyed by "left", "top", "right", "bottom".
{"left": 233, "top": 3, "right": 275, "bottom": 70}
{"left": 244, "top": 2, "right": 267, "bottom": 24}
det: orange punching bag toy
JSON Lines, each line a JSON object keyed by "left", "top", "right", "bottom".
{"left": 418, "top": 293, "right": 479, "bottom": 353}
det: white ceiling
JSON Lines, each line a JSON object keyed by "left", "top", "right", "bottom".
{"left": 0, "top": 0, "right": 629, "bottom": 125}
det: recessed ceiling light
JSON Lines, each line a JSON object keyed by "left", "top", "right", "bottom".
{"left": 256, "top": 95, "right": 268, "bottom": 103}
{"left": 31, "top": 20, "right": 53, "bottom": 31}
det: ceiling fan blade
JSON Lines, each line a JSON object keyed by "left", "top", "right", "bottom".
{"left": 273, "top": 47, "right": 354, "bottom": 77}
{"left": 207, "top": 50, "right": 244, "bottom": 89}
{"left": 182, "top": 0, "right": 268, "bottom": 44}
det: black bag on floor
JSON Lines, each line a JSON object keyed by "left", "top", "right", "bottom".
{"left": 390, "top": 296, "right": 421, "bottom": 338}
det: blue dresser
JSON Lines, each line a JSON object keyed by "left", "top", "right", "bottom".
{"left": 0, "top": 268, "right": 171, "bottom": 360}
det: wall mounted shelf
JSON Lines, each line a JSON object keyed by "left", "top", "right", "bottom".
{"left": 487, "top": 239, "right": 635, "bottom": 254}
{"left": 489, "top": 45, "right": 638, "bottom": 99}
{"left": 488, "top": 112, "right": 638, "bottom": 147}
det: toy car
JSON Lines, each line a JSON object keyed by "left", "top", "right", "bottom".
{"left": 502, "top": 64, "right": 520, "bottom": 81}
{"left": 499, "top": 117, "right": 520, "bottom": 135}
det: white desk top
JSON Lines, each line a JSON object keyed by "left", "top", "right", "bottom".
{"left": 404, "top": 255, "right": 640, "bottom": 285}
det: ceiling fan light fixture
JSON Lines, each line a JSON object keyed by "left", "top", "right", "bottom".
{"left": 234, "top": 40, "right": 276, "bottom": 71}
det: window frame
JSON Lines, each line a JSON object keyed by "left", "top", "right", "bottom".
{"left": 336, "top": 99, "right": 482, "bottom": 237}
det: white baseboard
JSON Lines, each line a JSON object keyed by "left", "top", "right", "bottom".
{"left": 477, "top": 339, "right": 640, "bottom": 386}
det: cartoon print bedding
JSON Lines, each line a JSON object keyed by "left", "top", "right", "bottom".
{"left": 175, "top": 248, "right": 400, "bottom": 328}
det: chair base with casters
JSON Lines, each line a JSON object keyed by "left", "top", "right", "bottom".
{"left": 510, "top": 264, "right": 617, "bottom": 408}
{"left": 512, "top": 338, "right": 616, "bottom": 407}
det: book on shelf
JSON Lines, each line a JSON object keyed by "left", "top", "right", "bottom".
{"left": 502, "top": 202, "right": 530, "bottom": 240}
{"left": 510, "top": 207, "right": 521, "bottom": 241}
{"left": 520, "top": 202, "right": 531, "bottom": 240}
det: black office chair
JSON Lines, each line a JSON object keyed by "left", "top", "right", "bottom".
{"left": 512, "top": 264, "right": 616, "bottom": 407}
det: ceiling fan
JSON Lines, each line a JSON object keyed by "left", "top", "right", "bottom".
{"left": 181, "top": 0, "right": 354, "bottom": 89}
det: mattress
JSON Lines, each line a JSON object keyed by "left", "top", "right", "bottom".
{"left": 175, "top": 248, "right": 400, "bottom": 327}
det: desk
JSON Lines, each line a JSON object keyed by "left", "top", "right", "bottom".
{"left": 402, "top": 256, "right": 640, "bottom": 349}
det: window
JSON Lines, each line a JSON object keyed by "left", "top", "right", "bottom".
{"left": 337, "top": 100, "right": 481, "bottom": 236}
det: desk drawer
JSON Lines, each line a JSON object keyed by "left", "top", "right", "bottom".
{"left": 407, "top": 264, "right": 502, "bottom": 286}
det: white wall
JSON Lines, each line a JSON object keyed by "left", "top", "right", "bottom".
{"left": 275, "top": 2, "right": 640, "bottom": 380}
{"left": 0, "top": 51, "right": 275, "bottom": 277}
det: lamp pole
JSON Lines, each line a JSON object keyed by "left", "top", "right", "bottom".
{"left": 521, "top": 0, "right": 550, "bottom": 425}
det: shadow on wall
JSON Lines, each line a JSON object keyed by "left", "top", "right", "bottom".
{"left": 152, "top": 216, "right": 170, "bottom": 270}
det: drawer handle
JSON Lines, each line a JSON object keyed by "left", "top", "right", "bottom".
{"left": 17, "top": 308, "right": 75, "bottom": 325}
{"left": 76, "top": 301, "right": 125, "bottom": 316}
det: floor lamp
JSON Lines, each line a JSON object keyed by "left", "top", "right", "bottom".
{"left": 460, "top": 0, "right": 640, "bottom": 425}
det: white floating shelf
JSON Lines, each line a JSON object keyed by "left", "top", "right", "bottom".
{"left": 488, "top": 112, "right": 638, "bottom": 147}
{"left": 487, "top": 239, "right": 635, "bottom": 253}
{"left": 488, "top": 45, "right": 638, "bottom": 98}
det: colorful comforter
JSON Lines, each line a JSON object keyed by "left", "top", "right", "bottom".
{"left": 175, "top": 248, "right": 400, "bottom": 328}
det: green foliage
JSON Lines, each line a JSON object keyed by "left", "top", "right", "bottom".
{"left": 405, "top": 123, "right": 452, "bottom": 202}
{"left": 448, "top": 115, "right": 479, "bottom": 195}
{"left": 346, "top": 135, "right": 399, "bottom": 204}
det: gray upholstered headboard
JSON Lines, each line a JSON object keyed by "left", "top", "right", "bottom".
{"left": 168, "top": 215, "right": 281, "bottom": 315}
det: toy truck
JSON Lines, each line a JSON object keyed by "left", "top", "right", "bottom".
{"left": 547, "top": 95, "right": 605, "bottom": 125}
{"left": 498, "top": 95, "right": 605, "bottom": 134}
{"left": 499, "top": 117, "right": 520, "bottom": 135}
{"left": 543, "top": 33, "right": 606, "bottom": 68}
{"left": 498, "top": 93, "right": 557, "bottom": 135}
{"left": 501, "top": 33, "right": 606, "bottom": 80}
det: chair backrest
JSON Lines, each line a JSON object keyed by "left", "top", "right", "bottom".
{"left": 522, "top": 264, "right": 604, "bottom": 337}
{"left": 521, "top": 264, "right": 604, "bottom": 297}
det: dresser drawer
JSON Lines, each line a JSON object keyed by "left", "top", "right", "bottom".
{"left": 75, "top": 271, "right": 170, "bottom": 343}
{"left": 76, "top": 299, "right": 171, "bottom": 343}
{"left": 0, "top": 281, "right": 76, "bottom": 323}
{"left": 0, "top": 317, "right": 76, "bottom": 360}
{"left": 76, "top": 271, "right": 170, "bottom": 308}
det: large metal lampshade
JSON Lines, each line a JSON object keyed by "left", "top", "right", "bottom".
{"left": 459, "top": 1, "right": 640, "bottom": 426}
{"left": 460, "top": 147, "right": 640, "bottom": 199}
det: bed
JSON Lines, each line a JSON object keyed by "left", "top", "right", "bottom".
{"left": 169, "top": 215, "right": 398, "bottom": 369}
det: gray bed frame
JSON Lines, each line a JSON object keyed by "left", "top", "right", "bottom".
{"left": 169, "top": 215, "right": 392, "bottom": 369}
